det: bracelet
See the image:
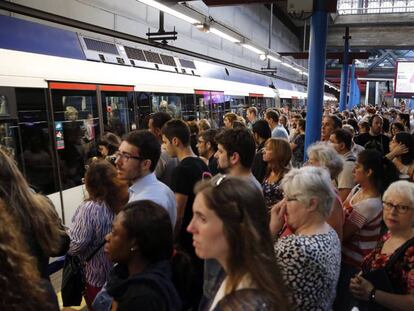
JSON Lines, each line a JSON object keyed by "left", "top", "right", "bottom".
{"left": 369, "top": 288, "right": 376, "bottom": 303}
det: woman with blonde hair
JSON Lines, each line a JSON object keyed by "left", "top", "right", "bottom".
{"left": 262, "top": 138, "right": 292, "bottom": 208}
{"left": 188, "top": 175, "right": 290, "bottom": 310}
{"left": 0, "top": 149, "right": 69, "bottom": 309}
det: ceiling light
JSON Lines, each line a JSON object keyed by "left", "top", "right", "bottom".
{"left": 138, "top": 0, "right": 200, "bottom": 24}
{"left": 210, "top": 27, "right": 240, "bottom": 43}
{"left": 292, "top": 67, "right": 302, "bottom": 73}
{"left": 267, "top": 55, "right": 281, "bottom": 62}
{"left": 281, "top": 62, "right": 293, "bottom": 68}
{"left": 259, "top": 54, "right": 267, "bottom": 61}
{"left": 241, "top": 44, "right": 264, "bottom": 54}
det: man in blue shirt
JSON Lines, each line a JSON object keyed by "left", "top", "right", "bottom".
{"left": 264, "top": 109, "right": 289, "bottom": 140}
{"left": 115, "top": 130, "right": 176, "bottom": 227}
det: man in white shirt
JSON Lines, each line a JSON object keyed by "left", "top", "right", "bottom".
{"left": 115, "top": 130, "right": 176, "bottom": 226}
{"left": 264, "top": 110, "right": 288, "bottom": 140}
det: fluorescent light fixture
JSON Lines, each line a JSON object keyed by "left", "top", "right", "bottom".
{"left": 281, "top": 62, "right": 293, "bottom": 68}
{"left": 259, "top": 54, "right": 267, "bottom": 61}
{"left": 138, "top": 0, "right": 200, "bottom": 24}
{"left": 210, "top": 27, "right": 240, "bottom": 43}
{"left": 241, "top": 44, "right": 264, "bottom": 54}
{"left": 267, "top": 55, "right": 281, "bottom": 62}
{"left": 292, "top": 67, "right": 302, "bottom": 73}
{"left": 302, "top": 72, "right": 309, "bottom": 76}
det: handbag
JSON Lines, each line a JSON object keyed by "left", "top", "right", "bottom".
{"left": 358, "top": 236, "right": 414, "bottom": 311}
{"left": 61, "top": 241, "right": 106, "bottom": 307}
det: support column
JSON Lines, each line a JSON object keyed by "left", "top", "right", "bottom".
{"left": 304, "top": 0, "right": 328, "bottom": 154}
{"left": 375, "top": 81, "right": 380, "bottom": 106}
{"left": 339, "top": 27, "right": 350, "bottom": 112}
{"left": 365, "top": 81, "right": 370, "bottom": 106}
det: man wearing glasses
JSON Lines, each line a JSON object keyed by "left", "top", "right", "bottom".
{"left": 115, "top": 130, "right": 176, "bottom": 227}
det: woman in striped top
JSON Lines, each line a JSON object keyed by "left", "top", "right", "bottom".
{"left": 68, "top": 159, "right": 128, "bottom": 310}
{"left": 334, "top": 149, "right": 399, "bottom": 311}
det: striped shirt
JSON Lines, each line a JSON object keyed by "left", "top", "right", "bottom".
{"left": 342, "top": 186, "right": 383, "bottom": 267}
{"left": 69, "top": 200, "right": 114, "bottom": 287}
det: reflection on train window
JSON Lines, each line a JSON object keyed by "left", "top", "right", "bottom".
{"left": 0, "top": 121, "right": 17, "bottom": 157}
{"left": 152, "top": 94, "right": 182, "bottom": 119}
{"left": 101, "top": 92, "right": 133, "bottom": 137}
{"left": 0, "top": 95, "right": 9, "bottom": 116}
{"left": 16, "top": 88, "right": 58, "bottom": 195}
{"left": 52, "top": 90, "right": 100, "bottom": 190}
{"left": 136, "top": 92, "right": 151, "bottom": 129}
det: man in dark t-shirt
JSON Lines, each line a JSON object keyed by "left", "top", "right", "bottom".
{"left": 162, "top": 119, "right": 209, "bottom": 308}
{"left": 354, "top": 115, "right": 390, "bottom": 156}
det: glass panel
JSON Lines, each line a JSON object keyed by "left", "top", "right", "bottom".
{"left": 181, "top": 94, "right": 195, "bottom": 121}
{"left": 195, "top": 92, "right": 211, "bottom": 122}
{"left": 101, "top": 91, "right": 134, "bottom": 137}
{"left": 0, "top": 120, "right": 19, "bottom": 158}
{"left": 51, "top": 89, "right": 100, "bottom": 190}
{"left": 151, "top": 93, "right": 182, "bottom": 119}
{"left": 136, "top": 92, "right": 151, "bottom": 129}
{"left": 16, "top": 88, "right": 58, "bottom": 194}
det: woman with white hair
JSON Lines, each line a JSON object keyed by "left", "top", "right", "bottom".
{"left": 270, "top": 166, "right": 341, "bottom": 311}
{"left": 349, "top": 180, "right": 414, "bottom": 311}
{"left": 307, "top": 142, "right": 345, "bottom": 241}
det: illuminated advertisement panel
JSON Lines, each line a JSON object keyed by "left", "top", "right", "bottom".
{"left": 395, "top": 61, "right": 414, "bottom": 97}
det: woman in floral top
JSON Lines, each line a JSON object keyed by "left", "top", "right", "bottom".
{"left": 350, "top": 180, "right": 414, "bottom": 311}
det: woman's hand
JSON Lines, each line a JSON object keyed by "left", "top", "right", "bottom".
{"left": 388, "top": 143, "right": 409, "bottom": 159}
{"left": 269, "top": 199, "right": 287, "bottom": 236}
{"left": 349, "top": 273, "right": 374, "bottom": 301}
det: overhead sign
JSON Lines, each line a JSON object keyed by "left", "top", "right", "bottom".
{"left": 395, "top": 61, "right": 414, "bottom": 97}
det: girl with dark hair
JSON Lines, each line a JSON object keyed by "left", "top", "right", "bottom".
{"left": 0, "top": 149, "right": 68, "bottom": 310}
{"left": 390, "top": 122, "right": 405, "bottom": 138}
{"left": 97, "top": 132, "right": 122, "bottom": 165}
{"left": 387, "top": 132, "right": 414, "bottom": 180}
{"left": 335, "top": 149, "right": 399, "bottom": 311}
{"left": 0, "top": 200, "right": 55, "bottom": 311}
{"left": 187, "top": 175, "right": 290, "bottom": 310}
{"left": 68, "top": 159, "right": 128, "bottom": 309}
{"left": 105, "top": 200, "right": 185, "bottom": 311}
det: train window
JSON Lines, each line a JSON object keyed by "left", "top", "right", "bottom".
{"left": 181, "top": 94, "right": 196, "bottom": 122}
{"left": 101, "top": 91, "right": 133, "bottom": 137}
{"left": 195, "top": 91, "right": 225, "bottom": 128}
{"left": 151, "top": 94, "right": 182, "bottom": 119}
{"left": 15, "top": 88, "right": 58, "bottom": 195}
{"left": 51, "top": 89, "right": 100, "bottom": 190}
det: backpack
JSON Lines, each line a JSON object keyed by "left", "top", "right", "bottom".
{"left": 364, "top": 137, "right": 384, "bottom": 154}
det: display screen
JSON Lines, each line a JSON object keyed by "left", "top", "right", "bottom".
{"left": 395, "top": 61, "right": 414, "bottom": 97}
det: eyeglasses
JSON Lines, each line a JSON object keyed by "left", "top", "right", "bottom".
{"left": 383, "top": 201, "right": 412, "bottom": 214}
{"left": 115, "top": 151, "right": 145, "bottom": 162}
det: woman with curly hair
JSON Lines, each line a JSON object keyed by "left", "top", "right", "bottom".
{"left": 0, "top": 149, "right": 69, "bottom": 309}
{"left": 0, "top": 200, "right": 55, "bottom": 311}
{"left": 69, "top": 159, "right": 128, "bottom": 309}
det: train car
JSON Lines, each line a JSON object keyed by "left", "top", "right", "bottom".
{"left": 0, "top": 14, "right": 334, "bottom": 224}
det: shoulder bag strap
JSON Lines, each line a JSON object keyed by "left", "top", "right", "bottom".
{"left": 85, "top": 240, "right": 106, "bottom": 262}
{"left": 385, "top": 236, "right": 414, "bottom": 269}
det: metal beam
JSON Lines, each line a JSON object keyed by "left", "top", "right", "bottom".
{"left": 0, "top": 0, "right": 305, "bottom": 86}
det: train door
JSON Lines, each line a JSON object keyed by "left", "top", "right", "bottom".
{"left": 248, "top": 93, "right": 265, "bottom": 118}
{"left": 99, "top": 85, "right": 135, "bottom": 137}
{"left": 48, "top": 82, "right": 102, "bottom": 223}
{"left": 195, "top": 90, "right": 225, "bottom": 128}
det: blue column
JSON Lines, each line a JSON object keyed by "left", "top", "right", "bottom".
{"left": 339, "top": 27, "right": 350, "bottom": 112}
{"left": 304, "top": 0, "right": 328, "bottom": 155}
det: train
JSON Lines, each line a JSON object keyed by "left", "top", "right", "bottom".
{"left": 0, "top": 14, "right": 336, "bottom": 224}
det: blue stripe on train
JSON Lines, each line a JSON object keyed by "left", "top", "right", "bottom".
{"left": 0, "top": 15, "right": 85, "bottom": 60}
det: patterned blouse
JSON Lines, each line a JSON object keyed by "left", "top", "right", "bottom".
{"left": 361, "top": 232, "right": 414, "bottom": 294}
{"left": 262, "top": 178, "right": 284, "bottom": 209}
{"left": 274, "top": 229, "right": 341, "bottom": 311}
{"left": 69, "top": 200, "right": 114, "bottom": 287}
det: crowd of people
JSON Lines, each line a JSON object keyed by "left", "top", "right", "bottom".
{"left": 0, "top": 104, "right": 414, "bottom": 311}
